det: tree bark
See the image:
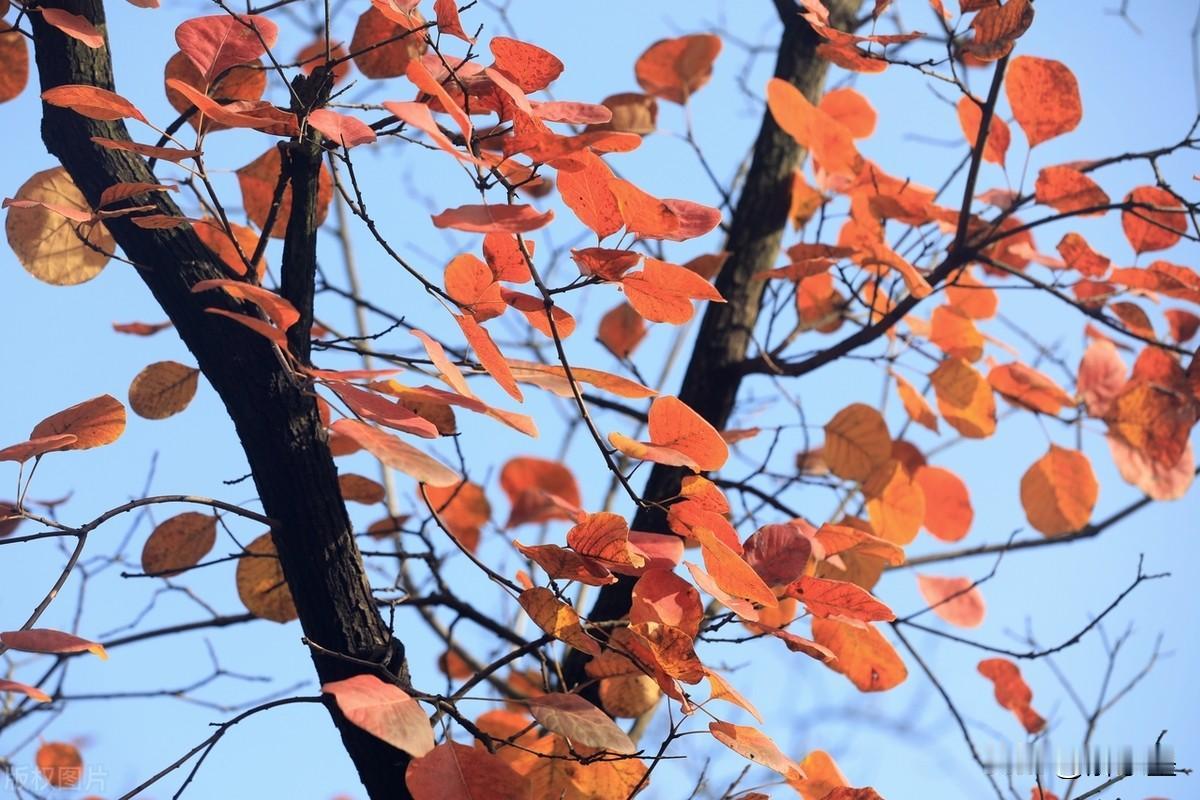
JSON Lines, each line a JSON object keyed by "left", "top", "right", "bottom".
{"left": 564, "top": 0, "right": 863, "bottom": 694}
{"left": 29, "top": 4, "right": 412, "bottom": 797}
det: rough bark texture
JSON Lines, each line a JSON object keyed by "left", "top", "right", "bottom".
{"left": 29, "top": 4, "right": 412, "bottom": 797}
{"left": 564, "top": 0, "right": 864, "bottom": 694}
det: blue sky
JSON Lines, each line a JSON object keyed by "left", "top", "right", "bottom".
{"left": 1, "top": 1, "right": 1198, "bottom": 799}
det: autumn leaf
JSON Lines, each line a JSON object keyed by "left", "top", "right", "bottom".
{"left": 519, "top": 587, "right": 601, "bottom": 656}
{"left": 30, "top": 394, "right": 126, "bottom": 450}
{"left": 978, "top": 657, "right": 1046, "bottom": 733}
{"left": 1005, "top": 55, "right": 1082, "bottom": 148}
{"left": 5, "top": 166, "right": 113, "bottom": 285}
{"left": 432, "top": 204, "right": 553, "bottom": 234}
{"left": 634, "top": 34, "right": 722, "bottom": 104}
{"left": 1122, "top": 185, "right": 1187, "bottom": 254}
{"left": 527, "top": 693, "right": 637, "bottom": 754}
{"left": 931, "top": 357, "right": 997, "bottom": 438}
{"left": 500, "top": 456, "right": 582, "bottom": 527}
{"left": 609, "top": 395, "right": 729, "bottom": 472}
{"left": 175, "top": 13, "right": 279, "bottom": 82}
{"left": 785, "top": 575, "right": 895, "bottom": 623}
{"left": 709, "top": 721, "right": 804, "bottom": 781}
{"left": 236, "top": 532, "right": 297, "bottom": 623}
{"left": 914, "top": 465, "right": 973, "bottom": 542}
{"left": 141, "top": 511, "right": 217, "bottom": 577}
{"left": 0, "top": 628, "right": 107, "bottom": 659}
{"left": 42, "top": 84, "right": 147, "bottom": 123}
{"left": 128, "top": 361, "right": 200, "bottom": 420}
{"left": 332, "top": 419, "right": 460, "bottom": 487}
{"left": 1020, "top": 445, "right": 1098, "bottom": 536}
{"left": 823, "top": 403, "right": 892, "bottom": 481}
{"left": 915, "top": 574, "right": 986, "bottom": 627}
{"left": 0, "top": 678, "right": 51, "bottom": 703}
{"left": 406, "top": 741, "right": 529, "bottom": 800}
{"left": 35, "top": 741, "right": 83, "bottom": 788}
{"left": 323, "top": 673, "right": 435, "bottom": 757}
{"left": 621, "top": 257, "right": 725, "bottom": 324}
{"left": 812, "top": 617, "right": 907, "bottom": 692}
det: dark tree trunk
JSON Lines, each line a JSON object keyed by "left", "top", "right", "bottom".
{"left": 564, "top": 0, "right": 864, "bottom": 694}
{"left": 29, "top": 4, "right": 412, "bottom": 797}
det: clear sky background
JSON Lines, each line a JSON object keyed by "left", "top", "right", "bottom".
{"left": 1, "top": 1, "right": 1198, "bottom": 799}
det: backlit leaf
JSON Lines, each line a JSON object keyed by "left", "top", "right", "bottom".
{"left": 128, "top": 361, "right": 200, "bottom": 420}
{"left": 323, "top": 673, "right": 435, "bottom": 757}
{"left": 1019, "top": 445, "right": 1098, "bottom": 536}
{"left": 1005, "top": 55, "right": 1082, "bottom": 148}
{"left": 141, "top": 511, "right": 216, "bottom": 577}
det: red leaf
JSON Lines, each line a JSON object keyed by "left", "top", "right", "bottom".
{"left": 330, "top": 419, "right": 461, "bottom": 487}
{"left": 41, "top": 8, "right": 104, "bottom": 48}
{"left": 405, "top": 742, "right": 528, "bottom": 800}
{"left": 308, "top": 108, "right": 376, "bottom": 148}
{"left": 1004, "top": 55, "right": 1082, "bottom": 148}
{"left": 978, "top": 657, "right": 1045, "bottom": 733}
{"left": 322, "top": 674, "right": 435, "bottom": 757}
{"left": 432, "top": 204, "right": 553, "bottom": 234}
{"left": 0, "top": 628, "right": 107, "bottom": 659}
{"left": 433, "top": 0, "right": 473, "bottom": 43}
{"left": 41, "top": 85, "right": 147, "bottom": 123}
{"left": 915, "top": 574, "right": 986, "bottom": 627}
{"left": 175, "top": 13, "right": 279, "bottom": 82}
{"left": 0, "top": 678, "right": 51, "bottom": 703}
{"left": 489, "top": 37, "right": 563, "bottom": 93}
{"left": 527, "top": 693, "right": 636, "bottom": 753}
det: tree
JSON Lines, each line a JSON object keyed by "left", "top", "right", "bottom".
{"left": 0, "top": 0, "right": 1195, "bottom": 798}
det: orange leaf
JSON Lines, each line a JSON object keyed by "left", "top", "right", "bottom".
{"left": 819, "top": 87, "right": 876, "bottom": 139}
{"left": 785, "top": 576, "right": 895, "bottom": 623}
{"left": 42, "top": 84, "right": 147, "bottom": 123}
{"left": 0, "top": 678, "right": 51, "bottom": 703}
{"left": 514, "top": 541, "right": 615, "bottom": 586}
{"left": 863, "top": 460, "right": 925, "bottom": 545}
{"left": 505, "top": 360, "right": 654, "bottom": 399}
{"left": 128, "top": 360, "right": 200, "bottom": 420}
{"left": 175, "top": 13, "right": 278, "bottom": 82}
{"left": 445, "top": 253, "right": 506, "bottom": 321}
{"left": 811, "top": 617, "right": 907, "bottom": 692}
{"left": 767, "top": 77, "right": 860, "bottom": 178}
{"left": 490, "top": 36, "right": 563, "bottom": 93}
{"left": 1020, "top": 445, "right": 1098, "bottom": 536}
{"left": 519, "top": 587, "right": 601, "bottom": 657}
{"left": 566, "top": 512, "right": 645, "bottom": 570}
{"left": 35, "top": 741, "right": 83, "bottom": 788}
{"left": 236, "top": 531, "right": 297, "bottom": 622}
{"left": 823, "top": 403, "right": 892, "bottom": 482}
{"left": 433, "top": 0, "right": 472, "bottom": 42}
{"left": 1122, "top": 185, "right": 1187, "bottom": 254}
{"left": 931, "top": 305, "right": 984, "bottom": 362}
{"left": 500, "top": 456, "right": 582, "bottom": 528}
{"left": 30, "top": 394, "right": 125, "bottom": 450}
{"left": 790, "top": 750, "right": 849, "bottom": 800}
{"left": 41, "top": 7, "right": 103, "bottom": 47}
{"left": 709, "top": 721, "right": 804, "bottom": 781}
{"left": 432, "top": 204, "right": 553, "bottom": 234}
{"left": 308, "top": 108, "right": 376, "bottom": 148}
{"left": 634, "top": 34, "right": 722, "bottom": 104}
{"left": 631, "top": 568, "right": 703, "bottom": 637}
{"left": 914, "top": 465, "right": 973, "bottom": 542}
{"left": 235, "top": 147, "right": 331, "bottom": 237}
{"left": 930, "top": 357, "right": 997, "bottom": 438}
{"left": 455, "top": 314, "right": 523, "bottom": 401}
{"left": 0, "top": 628, "right": 107, "bottom": 659}
{"left": 406, "top": 741, "right": 528, "bottom": 800}
{"left": 0, "top": 26, "right": 29, "bottom": 105}
{"left": 978, "top": 657, "right": 1045, "bottom": 733}
{"left": 1034, "top": 165, "right": 1109, "bottom": 215}
{"left": 988, "top": 362, "right": 1073, "bottom": 415}
{"left": 621, "top": 257, "right": 725, "bottom": 324}
{"left": 330, "top": 419, "right": 460, "bottom": 487}
{"left": 0, "top": 434, "right": 78, "bottom": 463}
{"left": 527, "top": 693, "right": 636, "bottom": 753}
{"left": 1108, "top": 434, "right": 1194, "bottom": 501}
{"left": 597, "top": 302, "right": 648, "bottom": 358}
{"left": 915, "top": 574, "right": 986, "bottom": 627}
{"left": 893, "top": 372, "right": 939, "bottom": 432}
{"left": 694, "top": 525, "right": 778, "bottom": 609}
{"left": 1005, "top": 55, "right": 1082, "bottom": 148}
{"left": 141, "top": 511, "right": 217, "bottom": 577}
{"left": 351, "top": 6, "right": 427, "bottom": 79}
{"left": 323, "top": 673, "right": 435, "bottom": 757}
{"left": 557, "top": 150, "right": 622, "bottom": 238}
{"left": 424, "top": 481, "right": 490, "bottom": 552}
{"left": 611, "top": 395, "right": 728, "bottom": 472}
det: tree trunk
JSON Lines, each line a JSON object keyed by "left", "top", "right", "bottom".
{"left": 29, "top": 4, "right": 412, "bottom": 797}
{"left": 564, "top": 0, "right": 863, "bottom": 694}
